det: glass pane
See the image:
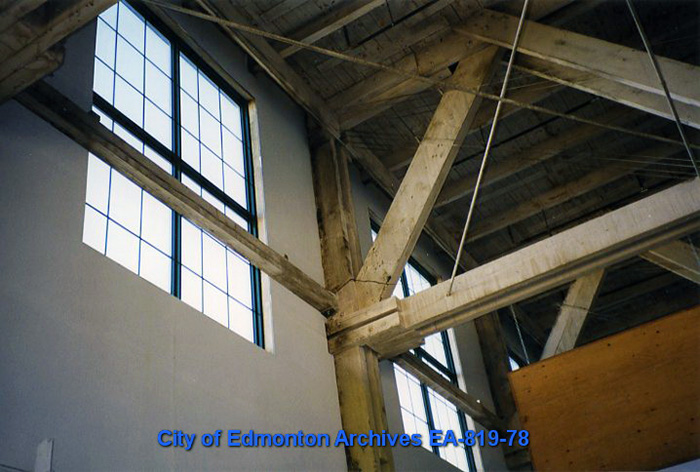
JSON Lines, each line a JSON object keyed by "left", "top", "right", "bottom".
{"left": 225, "top": 207, "right": 249, "bottom": 229}
{"left": 181, "top": 219, "right": 202, "bottom": 275}
{"left": 114, "top": 76, "right": 143, "bottom": 126}
{"left": 116, "top": 36, "right": 144, "bottom": 92}
{"left": 423, "top": 333, "right": 448, "bottom": 367}
{"left": 227, "top": 250, "right": 252, "bottom": 308}
{"left": 181, "top": 267, "right": 202, "bottom": 311}
{"left": 179, "top": 54, "right": 198, "bottom": 99}
{"left": 144, "top": 100, "right": 172, "bottom": 149}
{"left": 117, "top": 2, "right": 145, "bottom": 51}
{"left": 145, "top": 25, "right": 170, "bottom": 76}
{"left": 203, "top": 282, "right": 228, "bottom": 327}
{"left": 182, "top": 174, "right": 201, "bottom": 196}
{"left": 86, "top": 154, "right": 110, "bottom": 213}
{"left": 83, "top": 205, "right": 107, "bottom": 254}
{"left": 199, "top": 108, "right": 221, "bottom": 156}
{"left": 109, "top": 170, "right": 142, "bottom": 234}
{"left": 143, "top": 146, "right": 172, "bottom": 173}
{"left": 229, "top": 298, "right": 254, "bottom": 342}
{"left": 141, "top": 192, "right": 172, "bottom": 255}
{"left": 223, "top": 165, "right": 246, "bottom": 207}
{"left": 145, "top": 61, "right": 171, "bottom": 115}
{"left": 100, "top": 3, "right": 118, "bottom": 29}
{"left": 93, "top": 59, "right": 115, "bottom": 103}
{"left": 202, "top": 233, "right": 226, "bottom": 291}
{"left": 106, "top": 221, "right": 139, "bottom": 273}
{"left": 181, "top": 130, "right": 200, "bottom": 171}
{"left": 220, "top": 94, "right": 242, "bottom": 139}
{"left": 180, "top": 90, "right": 199, "bottom": 135}
{"left": 222, "top": 128, "right": 245, "bottom": 176}
{"left": 201, "top": 147, "right": 223, "bottom": 190}
{"left": 203, "top": 190, "right": 225, "bottom": 212}
{"left": 96, "top": 20, "right": 116, "bottom": 68}
{"left": 198, "top": 71, "right": 219, "bottom": 117}
{"left": 140, "top": 241, "right": 171, "bottom": 292}
{"left": 113, "top": 122, "right": 144, "bottom": 152}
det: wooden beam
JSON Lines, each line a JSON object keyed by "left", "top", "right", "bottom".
{"left": 329, "top": 178, "right": 700, "bottom": 354}
{"left": 334, "top": 346, "right": 394, "bottom": 471}
{"left": 352, "top": 47, "right": 500, "bottom": 306}
{"left": 464, "top": 143, "right": 678, "bottom": 243}
{"left": 641, "top": 240, "right": 700, "bottom": 284}
{"left": 516, "top": 57, "right": 700, "bottom": 129}
{"left": 18, "top": 81, "right": 337, "bottom": 314}
{"left": 194, "top": 0, "right": 341, "bottom": 138}
{"left": 312, "top": 140, "right": 363, "bottom": 291}
{"left": 279, "top": 0, "right": 384, "bottom": 58}
{"left": 456, "top": 9, "right": 700, "bottom": 108}
{"left": 0, "top": 0, "right": 46, "bottom": 34}
{"left": 393, "top": 352, "right": 504, "bottom": 431}
{"left": 0, "top": 46, "right": 63, "bottom": 104}
{"left": 0, "top": 0, "right": 114, "bottom": 84}
{"left": 435, "top": 106, "right": 632, "bottom": 210}
{"left": 596, "top": 272, "right": 679, "bottom": 312}
{"left": 540, "top": 269, "right": 605, "bottom": 359}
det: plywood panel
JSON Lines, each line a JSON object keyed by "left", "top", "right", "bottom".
{"left": 509, "top": 305, "right": 700, "bottom": 471}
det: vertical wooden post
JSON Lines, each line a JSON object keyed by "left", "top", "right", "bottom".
{"left": 312, "top": 138, "right": 394, "bottom": 471}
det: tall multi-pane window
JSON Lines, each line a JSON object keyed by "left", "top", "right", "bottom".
{"left": 370, "top": 226, "right": 476, "bottom": 471}
{"left": 84, "top": 1, "right": 263, "bottom": 346}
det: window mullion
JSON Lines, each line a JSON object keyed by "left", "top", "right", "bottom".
{"left": 171, "top": 43, "right": 182, "bottom": 298}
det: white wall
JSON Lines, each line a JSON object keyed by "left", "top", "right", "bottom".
{"left": 0, "top": 14, "right": 345, "bottom": 472}
{"left": 349, "top": 167, "right": 508, "bottom": 471}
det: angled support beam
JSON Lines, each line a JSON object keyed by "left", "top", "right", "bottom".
{"left": 0, "top": 46, "right": 63, "bottom": 104}
{"left": 464, "top": 143, "right": 679, "bottom": 243}
{"left": 329, "top": 178, "right": 700, "bottom": 356}
{"left": 18, "top": 81, "right": 337, "bottom": 314}
{"left": 194, "top": 0, "right": 341, "bottom": 138}
{"left": 0, "top": 0, "right": 114, "bottom": 84}
{"left": 641, "top": 240, "right": 700, "bottom": 284}
{"left": 455, "top": 9, "right": 700, "bottom": 108}
{"left": 540, "top": 269, "right": 605, "bottom": 359}
{"left": 0, "top": 0, "right": 46, "bottom": 34}
{"left": 279, "top": 0, "right": 384, "bottom": 58}
{"left": 393, "top": 352, "right": 504, "bottom": 432}
{"left": 351, "top": 47, "right": 501, "bottom": 306}
{"left": 515, "top": 57, "right": 700, "bottom": 129}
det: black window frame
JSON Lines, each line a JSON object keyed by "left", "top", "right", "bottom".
{"left": 370, "top": 222, "right": 476, "bottom": 471}
{"left": 91, "top": 0, "right": 264, "bottom": 347}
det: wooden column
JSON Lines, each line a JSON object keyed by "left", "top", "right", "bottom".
{"left": 311, "top": 139, "right": 394, "bottom": 471}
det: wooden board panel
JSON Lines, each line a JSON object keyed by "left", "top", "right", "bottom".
{"left": 509, "top": 305, "right": 700, "bottom": 471}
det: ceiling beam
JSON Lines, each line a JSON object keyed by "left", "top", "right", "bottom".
{"left": 193, "top": 0, "right": 341, "bottom": 138}
{"left": 0, "top": 46, "right": 63, "bottom": 104}
{"left": 640, "top": 240, "right": 700, "bottom": 284}
{"left": 18, "top": 80, "right": 338, "bottom": 314}
{"left": 464, "top": 143, "right": 680, "bottom": 243}
{"left": 540, "top": 269, "right": 605, "bottom": 359}
{"left": 434, "top": 106, "right": 632, "bottom": 210}
{"left": 329, "top": 178, "right": 700, "bottom": 356}
{"left": 455, "top": 9, "right": 700, "bottom": 108}
{"left": 352, "top": 47, "right": 500, "bottom": 305}
{"left": 278, "top": 0, "right": 385, "bottom": 58}
{"left": 0, "top": 0, "right": 46, "bottom": 34}
{"left": 0, "top": 0, "right": 114, "bottom": 94}
{"left": 515, "top": 57, "right": 700, "bottom": 129}
{"left": 393, "top": 352, "right": 504, "bottom": 431}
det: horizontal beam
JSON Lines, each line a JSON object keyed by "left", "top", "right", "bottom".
{"left": 0, "top": 46, "right": 63, "bottom": 104}
{"left": 18, "top": 81, "right": 337, "bottom": 314}
{"left": 456, "top": 9, "right": 700, "bottom": 108}
{"left": 329, "top": 179, "right": 700, "bottom": 354}
{"left": 0, "top": 0, "right": 46, "bottom": 34}
{"left": 393, "top": 353, "right": 504, "bottom": 432}
{"left": 641, "top": 240, "right": 700, "bottom": 284}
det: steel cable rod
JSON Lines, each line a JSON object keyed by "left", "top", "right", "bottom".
{"left": 447, "top": 0, "right": 531, "bottom": 295}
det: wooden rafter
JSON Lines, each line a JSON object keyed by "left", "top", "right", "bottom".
{"left": 641, "top": 240, "right": 700, "bottom": 284}
{"left": 540, "top": 269, "right": 606, "bottom": 359}
{"left": 352, "top": 47, "right": 500, "bottom": 305}
{"left": 18, "top": 81, "right": 338, "bottom": 314}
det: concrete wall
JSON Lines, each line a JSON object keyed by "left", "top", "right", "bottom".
{"left": 0, "top": 14, "right": 345, "bottom": 472}
{"left": 349, "top": 168, "right": 508, "bottom": 471}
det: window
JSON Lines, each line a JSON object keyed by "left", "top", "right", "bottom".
{"left": 84, "top": 1, "right": 263, "bottom": 346}
{"left": 370, "top": 226, "right": 476, "bottom": 471}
